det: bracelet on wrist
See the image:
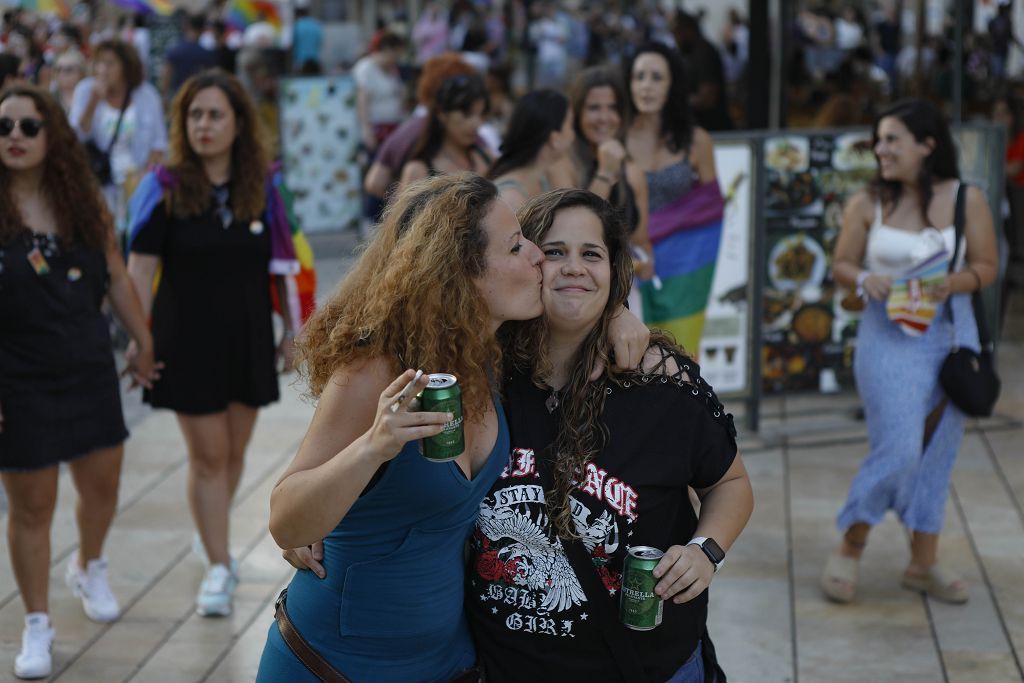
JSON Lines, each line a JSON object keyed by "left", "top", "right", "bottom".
{"left": 855, "top": 270, "right": 870, "bottom": 299}
{"left": 594, "top": 171, "right": 618, "bottom": 185}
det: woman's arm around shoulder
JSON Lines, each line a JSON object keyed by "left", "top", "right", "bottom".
{"left": 691, "top": 127, "right": 717, "bottom": 184}
{"left": 269, "top": 361, "right": 449, "bottom": 549}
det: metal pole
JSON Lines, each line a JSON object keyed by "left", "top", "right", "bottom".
{"left": 769, "top": 0, "right": 784, "bottom": 130}
{"left": 953, "top": 0, "right": 964, "bottom": 123}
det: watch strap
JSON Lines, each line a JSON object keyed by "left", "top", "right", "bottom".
{"left": 687, "top": 536, "right": 724, "bottom": 572}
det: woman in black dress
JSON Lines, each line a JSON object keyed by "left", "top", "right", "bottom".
{"left": 126, "top": 70, "right": 300, "bottom": 619}
{"left": 0, "top": 85, "right": 157, "bottom": 680}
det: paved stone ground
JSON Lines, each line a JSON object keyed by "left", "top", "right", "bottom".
{"left": 1, "top": 228, "right": 1022, "bottom": 682}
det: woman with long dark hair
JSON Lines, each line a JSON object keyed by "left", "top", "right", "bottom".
{"left": 821, "top": 100, "right": 998, "bottom": 604}
{"left": 126, "top": 70, "right": 302, "bottom": 618}
{"left": 0, "top": 85, "right": 157, "bottom": 679}
{"left": 568, "top": 66, "right": 652, "bottom": 281}
{"left": 398, "top": 73, "right": 491, "bottom": 190}
{"left": 466, "top": 189, "right": 752, "bottom": 682}
{"left": 487, "top": 89, "right": 575, "bottom": 212}
{"left": 625, "top": 42, "right": 723, "bottom": 355}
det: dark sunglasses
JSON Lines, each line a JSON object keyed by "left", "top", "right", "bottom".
{"left": 0, "top": 118, "right": 45, "bottom": 138}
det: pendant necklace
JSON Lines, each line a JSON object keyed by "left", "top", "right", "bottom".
{"left": 545, "top": 386, "right": 560, "bottom": 413}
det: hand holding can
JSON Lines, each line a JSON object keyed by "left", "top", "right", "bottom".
{"left": 366, "top": 370, "right": 452, "bottom": 463}
{"left": 418, "top": 373, "right": 465, "bottom": 462}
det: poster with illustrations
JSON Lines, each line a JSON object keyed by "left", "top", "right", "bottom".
{"left": 699, "top": 143, "right": 755, "bottom": 396}
{"left": 761, "top": 132, "right": 876, "bottom": 394}
{"left": 279, "top": 76, "right": 361, "bottom": 232}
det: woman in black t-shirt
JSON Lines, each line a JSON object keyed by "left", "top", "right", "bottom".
{"left": 466, "top": 189, "right": 753, "bottom": 683}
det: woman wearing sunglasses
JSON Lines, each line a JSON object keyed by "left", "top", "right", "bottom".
{"left": 0, "top": 85, "right": 158, "bottom": 680}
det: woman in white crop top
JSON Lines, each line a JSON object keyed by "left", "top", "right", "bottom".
{"left": 822, "top": 99, "right": 998, "bottom": 606}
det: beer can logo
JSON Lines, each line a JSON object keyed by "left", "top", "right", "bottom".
{"left": 419, "top": 373, "right": 464, "bottom": 462}
{"left": 620, "top": 546, "right": 664, "bottom": 631}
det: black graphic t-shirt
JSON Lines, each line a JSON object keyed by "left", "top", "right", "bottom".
{"left": 466, "top": 361, "right": 737, "bottom": 682}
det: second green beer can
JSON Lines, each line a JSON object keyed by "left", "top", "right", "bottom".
{"left": 420, "top": 373, "right": 464, "bottom": 462}
{"left": 620, "top": 546, "right": 664, "bottom": 630}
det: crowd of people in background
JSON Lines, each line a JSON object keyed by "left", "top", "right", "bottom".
{"left": 0, "top": 1, "right": 1017, "bottom": 681}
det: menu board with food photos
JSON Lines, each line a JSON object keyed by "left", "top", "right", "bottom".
{"left": 758, "top": 125, "right": 1006, "bottom": 395}
{"left": 761, "top": 132, "right": 876, "bottom": 394}
{"left": 279, "top": 76, "right": 361, "bottom": 233}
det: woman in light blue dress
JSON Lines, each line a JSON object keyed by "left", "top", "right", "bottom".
{"left": 822, "top": 100, "right": 998, "bottom": 604}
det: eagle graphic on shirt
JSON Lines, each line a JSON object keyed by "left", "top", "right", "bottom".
{"left": 473, "top": 490, "right": 621, "bottom": 614}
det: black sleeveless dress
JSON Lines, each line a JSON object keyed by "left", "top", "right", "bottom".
{"left": 0, "top": 230, "right": 128, "bottom": 471}
{"left": 128, "top": 195, "right": 279, "bottom": 415}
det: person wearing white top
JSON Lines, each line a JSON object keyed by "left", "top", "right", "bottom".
{"left": 821, "top": 100, "right": 998, "bottom": 606}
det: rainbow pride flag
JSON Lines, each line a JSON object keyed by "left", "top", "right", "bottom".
{"left": 111, "top": 0, "right": 174, "bottom": 15}
{"left": 639, "top": 181, "right": 725, "bottom": 355}
{"left": 227, "top": 0, "right": 283, "bottom": 29}
{"left": 16, "top": 0, "right": 70, "bottom": 18}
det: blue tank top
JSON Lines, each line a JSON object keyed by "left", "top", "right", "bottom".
{"left": 279, "top": 398, "right": 510, "bottom": 682}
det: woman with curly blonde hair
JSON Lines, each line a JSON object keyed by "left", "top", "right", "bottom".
{"left": 466, "top": 189, "right": 752, "bottom": 683}
{"left": 0, "top": 85, "right": 158, "bottom": 679}
{"left": 257, "top": 173, "right": 543, "bottom": 682}
{"left": 126, "top": 69, "right": 301, "bottom": 619}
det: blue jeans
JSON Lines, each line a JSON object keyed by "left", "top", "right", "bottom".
{"left": 665, "top": 640, "right": 704, "bottom": 683}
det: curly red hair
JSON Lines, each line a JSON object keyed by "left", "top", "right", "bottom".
{"left": 298, "top": 173, "right": 501, "bottom": 421}
{"left": 0, "top": 85, "right": 111, "bottom": 250}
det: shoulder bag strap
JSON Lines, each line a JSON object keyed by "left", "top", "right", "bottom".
{"left": 946, "top": 183, "right": 993, "bottom": 349}
{"left": 105, "top": 95, "right": 131, "bottom": 155}
{"left": 535, "top": 454, "right": 651, "bottom": 683}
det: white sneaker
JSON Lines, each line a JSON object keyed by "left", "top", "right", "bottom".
{"left": 14, "top": 613, "right": 54, "bottom": 680}
{"left": 65, "top": 553, "right": 120, "bottom": 623}
{"left": 196, "top": 564, "right": 237, "bottom": 617}
{"left": 192, "top": 533, "right": 240, "bottom": 578}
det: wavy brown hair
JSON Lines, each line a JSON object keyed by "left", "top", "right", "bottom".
{"left": 94, "top": 39, "right": 144, "bottom": 93}
{"left": 0, "top": 85, "right": 111, "bottom": 249}
{"left": 165, "top": 70, "right": 267, "bottom": 221}
{"left": 297, "top": 173, "right": 503, "bottom": 420}
{"left": 508, "top": 189, "right": 675, "bottom": 539}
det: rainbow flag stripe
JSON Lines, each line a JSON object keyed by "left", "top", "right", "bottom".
{"left": 228, "top": 0, "right": 283, "bottom": 29}
{"left": 17, "top": 0, "right": 70, "bottom": 18}
{"left": 111, "top": 0, "right": 174, "bottom": 15}
{"left": 638, "top": 180, "right": 725, "bottom": 355}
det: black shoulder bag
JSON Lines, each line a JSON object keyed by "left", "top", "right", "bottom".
{"left": 938, "top": 183, "right": 1001, "bottom": 417}
{"left": 85, "top": 96, "right": 129, "bottom": 186}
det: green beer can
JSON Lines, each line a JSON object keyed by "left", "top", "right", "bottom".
{"left": 620, "top": 546, "right": 664, "bottom": 630}
{"left": 419, "top": 373, "right": 464, "bottom": 462}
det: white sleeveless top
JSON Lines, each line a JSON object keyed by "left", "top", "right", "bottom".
{"left": 864, "top": 183, "right": 966, "bottom": 276}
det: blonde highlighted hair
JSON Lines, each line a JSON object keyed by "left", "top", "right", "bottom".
{"left": 298, "top": 173, "right": 502, "bottom": 420}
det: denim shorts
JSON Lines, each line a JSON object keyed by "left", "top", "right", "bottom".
{"left": 665, "top": 640, "right": 704, "bottom": 683}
